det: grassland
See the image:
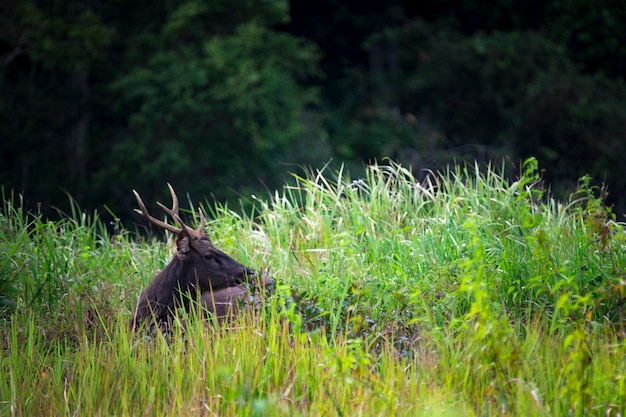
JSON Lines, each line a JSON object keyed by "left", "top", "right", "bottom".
{"left": 1, "top": 159, "right": 625, "bottom": 416}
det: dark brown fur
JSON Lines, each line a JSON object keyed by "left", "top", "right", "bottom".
{"left": 130, "top": 184, "right": 273, "bottom": 330}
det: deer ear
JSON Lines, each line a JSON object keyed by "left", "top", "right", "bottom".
{"left": 176, "top": 231, "right": 191, "bottom": 258}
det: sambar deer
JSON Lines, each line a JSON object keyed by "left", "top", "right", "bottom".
{"left": 131, "top": 184, "right": 272, "bottom": 331}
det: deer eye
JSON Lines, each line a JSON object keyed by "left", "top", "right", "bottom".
{"left": 205, "top": 254, "right": 213, "bottom": 260}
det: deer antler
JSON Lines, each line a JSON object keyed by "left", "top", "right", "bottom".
{"left": 133, "top": 183, "right": 207, "bottom": 237}
{"left": 196, "top": 207, "right": 206, "bottom": 236}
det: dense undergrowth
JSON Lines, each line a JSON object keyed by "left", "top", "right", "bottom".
{"left": 1, "top": 159, "right": 625, "bottom": 416}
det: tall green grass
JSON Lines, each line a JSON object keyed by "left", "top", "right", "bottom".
{"left": 1, "top": 158, "right": 625, "bottom": 416}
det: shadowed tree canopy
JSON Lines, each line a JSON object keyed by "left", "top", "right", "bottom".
{"left": 1, "top": 0, "right": 625, "bottom": 221}
{"left": 1, "top": 0, "right": 322, "bottom": 219}
{"left": 98, "top": 0, "right": 321, "bottom": 214}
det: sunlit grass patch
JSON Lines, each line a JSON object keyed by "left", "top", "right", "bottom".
{"left": 1, "top": 158, "right": 625, "bottom": 416}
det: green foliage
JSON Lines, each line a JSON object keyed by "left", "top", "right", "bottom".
{"left": 548, "top": 0, "right": 626, "bottom": 78}
{"left": 0, "top": 0, "right": 116, "bottom": 210}
{"left": 395, "top": 28, "right": 567, "bottom": 144}
{"left": 2, "top": 0, "right": 626, "bottom": 227}
{"left": 251, "top": 158, "right": 626, "bottom": 414}
{"left": 103, "top": 0, "right": 321, "bottom": 204}
{"left": 0, "top": 0, "right": 323, "bottom": 220}
{"left": 380, "top": 23, "right": 626, "bottom": 212}
{"left": 1, "top": 0, "right": 114, "bottom": 71}
{"left": 2, "top": 159, "right": 626, "bottom": 415}
{"left": 0, "top": 188, "right": 159, "bottom": 341}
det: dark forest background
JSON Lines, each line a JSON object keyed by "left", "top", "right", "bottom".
{"left": 1, "top": 0, "right": 625, "bottom": 223}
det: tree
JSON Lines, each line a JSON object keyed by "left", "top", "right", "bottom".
{"left": 96, "top": 0, "right": 322, "bottom": 212}
{"left": 0, "top": 0, "right": 321, "bottom": 220}
{"left": 388, "top": 23, "right": 626, "bottom": 217}
{"left": 0, "top": 0, "right": 113, "bottom": 205}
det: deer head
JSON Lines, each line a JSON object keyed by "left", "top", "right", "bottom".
{"left": 131, "top": 183, "right": 261, "bottom": 330}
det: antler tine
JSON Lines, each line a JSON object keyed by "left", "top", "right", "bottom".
{"left": 155, "top": 183, "right": 197, "bottom": 237}
{"left": 196, "top": 207, "right": 207, "bottom": 236}
{"left": 133, "top": 189, "right": 182, "bottom": 234}
{"left": 154, "top": 183, "right": 179, "bottom": 221}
